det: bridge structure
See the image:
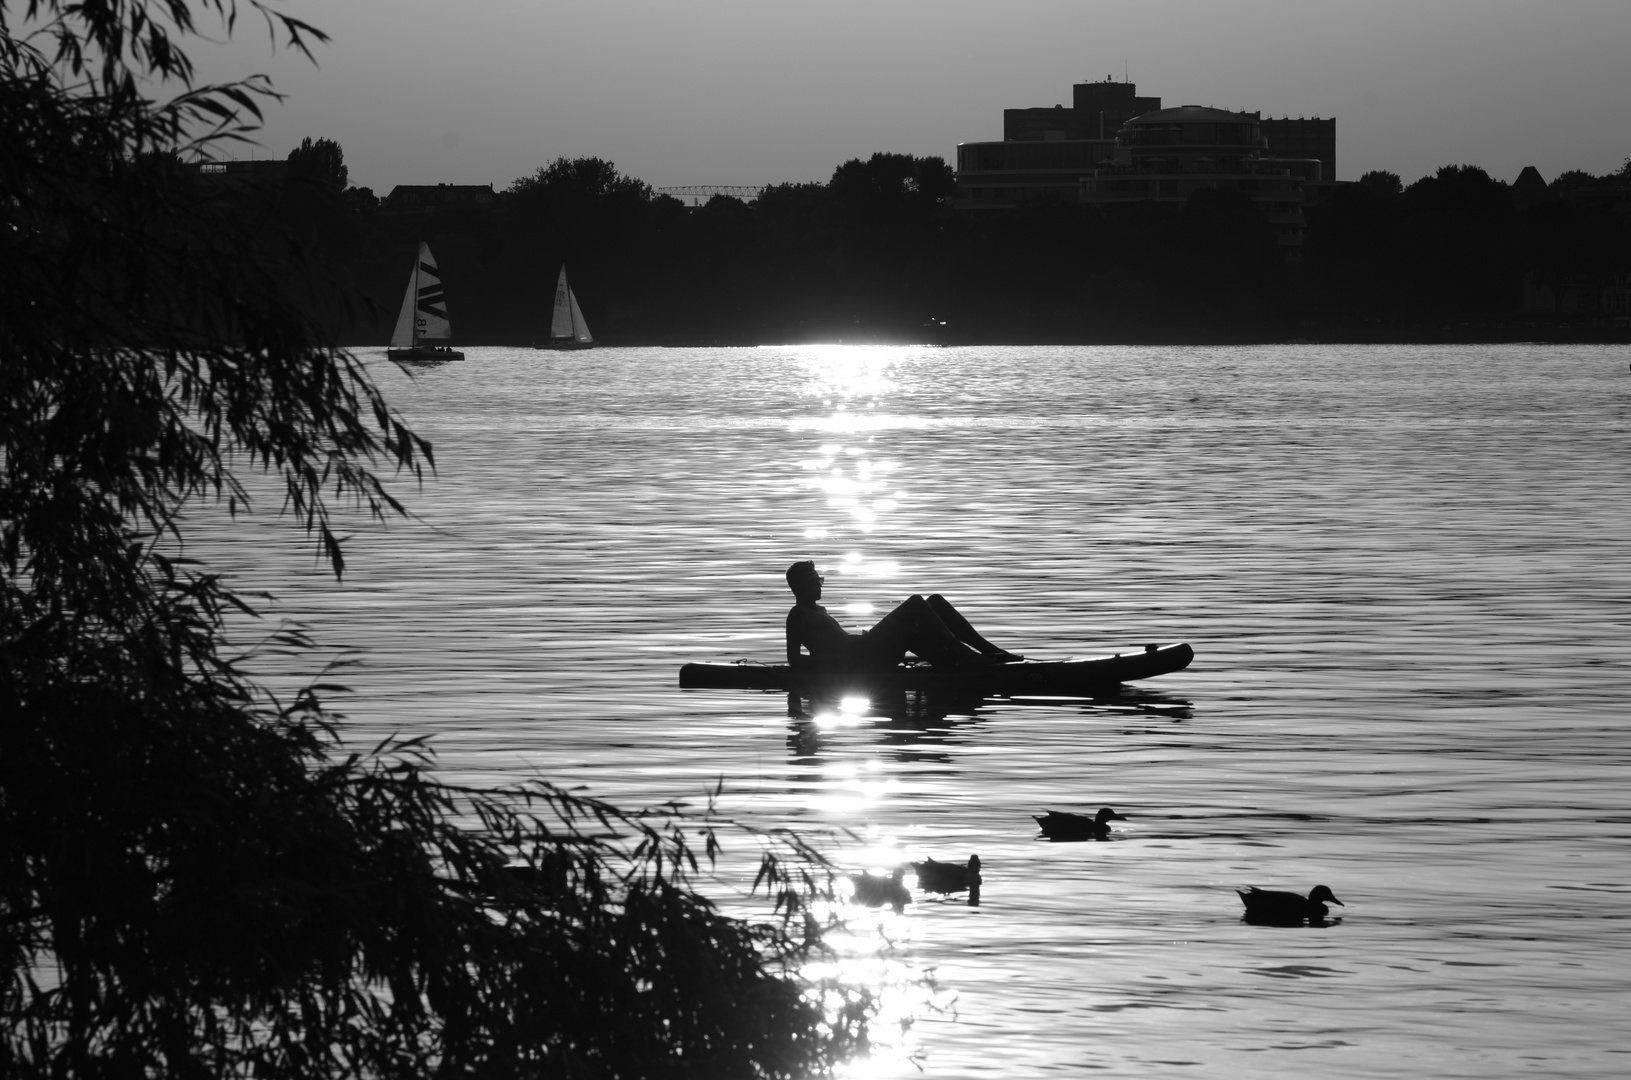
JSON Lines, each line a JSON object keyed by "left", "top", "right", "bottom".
{"left": 657, "top": 185, "right": 766, "bottom": 205}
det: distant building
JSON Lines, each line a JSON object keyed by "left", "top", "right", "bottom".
{"left": 1511, "top": 166, "right": 1549, "bottom": 209}
{"left": 191, "top": 159, "right": 288, "bottom": 184}
{"left": 1077, "top": 106, "right": 1331, "bottom": 253}
{"left": 955, "top": 139, "right": 1118, "bottom": 207}
{"left": 956, "top": 81, "right": 1337, "bottom": 255}
{"left": 381, "top": 183, "right": 498, "bottom": 213}
{"left": 1003, "top": 79, "right": 1162, "bottom": 142}
{"left": 1259, "top": 118, "right": 1335, "bottom": 185}
{"left": 958, "top": 79, "right": 1159, "bottom": 208}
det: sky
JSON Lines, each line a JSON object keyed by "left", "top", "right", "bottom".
{"left": 189, "top": 0, "right": 1631, "bottom": 195}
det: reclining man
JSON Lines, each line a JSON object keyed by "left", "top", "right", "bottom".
{"left": 784, "top": 560, "right": 1021, "bottom": 669}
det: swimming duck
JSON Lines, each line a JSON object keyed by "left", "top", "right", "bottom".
{"left": 473, "top": 852, "right": 572, "bottom": 905}
{"left": 850, "top": 867, "right": 910, "bottom": 911}
{"left": 908, "top": 855, "right": 982, "bottom": 906}
{"left": 1236, "top": 884, "right": 1344, "bottom": 923}
{"left": 910, "top": 854, "right": 982, "bottom": 894}
{"left": 1033, "top": 807, "right": 1127, "bottom": 839}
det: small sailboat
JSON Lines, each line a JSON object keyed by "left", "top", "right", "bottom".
{"left": 387, "top": 242, "right": 465, "bottom": 362}
{"left": 536, "top": 265, "right": 594, "bottom": 350}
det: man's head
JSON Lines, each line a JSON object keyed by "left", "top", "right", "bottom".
{"left": 786, "top": 560, "right": 823, "bottom": 602}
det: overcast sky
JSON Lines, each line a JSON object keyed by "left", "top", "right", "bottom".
{"left": 193, "top": 0, "right": 1631, "bottom": 194}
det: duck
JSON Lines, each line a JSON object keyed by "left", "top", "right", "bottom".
{"left": 1033, "top": 807, "right": 1127, "bottom": 840}
{"left": 910, "top": 854, "right": 982, "bottom": 894}
{"left": 1236, "top": 884, "right": 1345, "bottom": 923}
{"left": 473, "top": 851, "right": 572, "bottom": 905}
{"left": 909, "top": 855, "right": 982, "bottom": 906}
{"left": 850, "top": 867, "right": 910, "bottom": 911}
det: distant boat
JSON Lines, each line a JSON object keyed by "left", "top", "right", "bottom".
{"left": 536, "top": 265, "right": 594, "bottom": 350}
{"left": 387, "top": 242, "right": 465, "bottom": 362}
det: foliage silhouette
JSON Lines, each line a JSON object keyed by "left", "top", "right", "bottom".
{"left": 1357, "top": 169, "right": 1403, "bottom": 199}
{"left": 287, "top": 135, "right": 348, "bottom": 190}
{"left": 2, "top": 4, "right": 871, "bottom": 1077}
{"left": 511, "top": 155, "right": 657, "bottom": 205}
{"left": 828, "top": 152, "right": 956, "bottom": 225}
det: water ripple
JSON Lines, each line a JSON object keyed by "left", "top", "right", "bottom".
{"left": 190, "top": 344, "right": 1631, "bottom": 1078}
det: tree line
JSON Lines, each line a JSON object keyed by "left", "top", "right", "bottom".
{"left": 287, "top": 143, "right": 1630, "bottom": 345}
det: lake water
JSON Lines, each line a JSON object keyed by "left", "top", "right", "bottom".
{"left": 196, "top": 344, "right": 1631, "bottom": 1078}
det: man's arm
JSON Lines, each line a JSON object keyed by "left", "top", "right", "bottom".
{"left": 786, "top": 608, "right": 807, "bottom": 668}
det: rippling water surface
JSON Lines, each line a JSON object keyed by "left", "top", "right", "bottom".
{"left": 196, "top": 344, "right": 1630, "bottom": 1078}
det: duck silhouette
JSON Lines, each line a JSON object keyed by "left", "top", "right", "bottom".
{"left": 1033, "top": 807, "right": 1127, "bottom": 840}
{"left": 850, "top": 867, "right": 910, "bottom": 911}
{"left": 910, "top": 855, "right": 980, "bottom": 892}
{"left": 1237, "top": 884, "right": 1344, "bottom": 924}
{"left": 910, "top": 855, "right": 982, "bottom": 905}
{"left": 473, "top": 851, "right": 572, "bottom": 906}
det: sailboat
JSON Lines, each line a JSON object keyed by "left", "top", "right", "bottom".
{"left": 386, "top": 242, "right": 465, "bottom": 362}
{"left": 536, "top": 265, "right": 594, "bottom": 350}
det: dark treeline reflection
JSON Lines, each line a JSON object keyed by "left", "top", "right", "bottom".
{"left": 284, "top": 150, "right": 1630, "bottom": 345}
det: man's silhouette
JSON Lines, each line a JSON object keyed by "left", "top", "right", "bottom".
{"left": 784, "top": 560, "right": 1020, "bottom": 669}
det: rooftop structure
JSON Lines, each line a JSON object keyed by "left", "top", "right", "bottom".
{"left": 1003, "top": 79, "right": 1162, "bottom": 142}
{"left": 958, "top": 80, "right": 1158, "bottom": 208}
{"left": 1511, "top": 166, "right": 1549, "bottom": 209}
{"left": 190, "top": 159, "right": 288, "bottom": 184}
{"left": 1110, "top": 106, "right": 1270, "bottom": 171}
{"left": 1260, "top": 118, "right": 1336, "bottom": 186}
{"left": 956, "top": 82, "right": 1338, "bottom": 255}
{"left": 381, "top": 183, "right": 498, "bottom": 214}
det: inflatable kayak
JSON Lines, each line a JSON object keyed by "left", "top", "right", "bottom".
{"left": 678, "top": 642, "right": 1193, "bottom": 696}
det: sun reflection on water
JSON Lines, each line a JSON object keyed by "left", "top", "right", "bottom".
{"left": 787, "top": 346, "right": 960, "bottom": 1069}
{"left": 788, "top": 348, "right": 918, "bottom": 589}
{"left": 798, "top": 757, "right": 900, "bottom": 817}
{"left": 806, "top": 944, "right": 945, "bottom": 1080}
{"left": 816, "top": 878, "right": 958, "bottom": 1077}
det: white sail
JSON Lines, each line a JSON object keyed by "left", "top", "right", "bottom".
{"left": 390, "top": 242, "right": 453, "bottom": 347}
{"left": 549, "top": 267, "right": 575, "bottom": 339}
{"left": 567, "top": 284, "right": 593, "bottom": 343}
{"left": 411, "top": 243, "right": 453, "bottom": 341}
{"left": 390, "top": 267, "right": 416, "bottom": 347}
{"left": 539, "top": 264, "right": 594, "bottom": 349}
